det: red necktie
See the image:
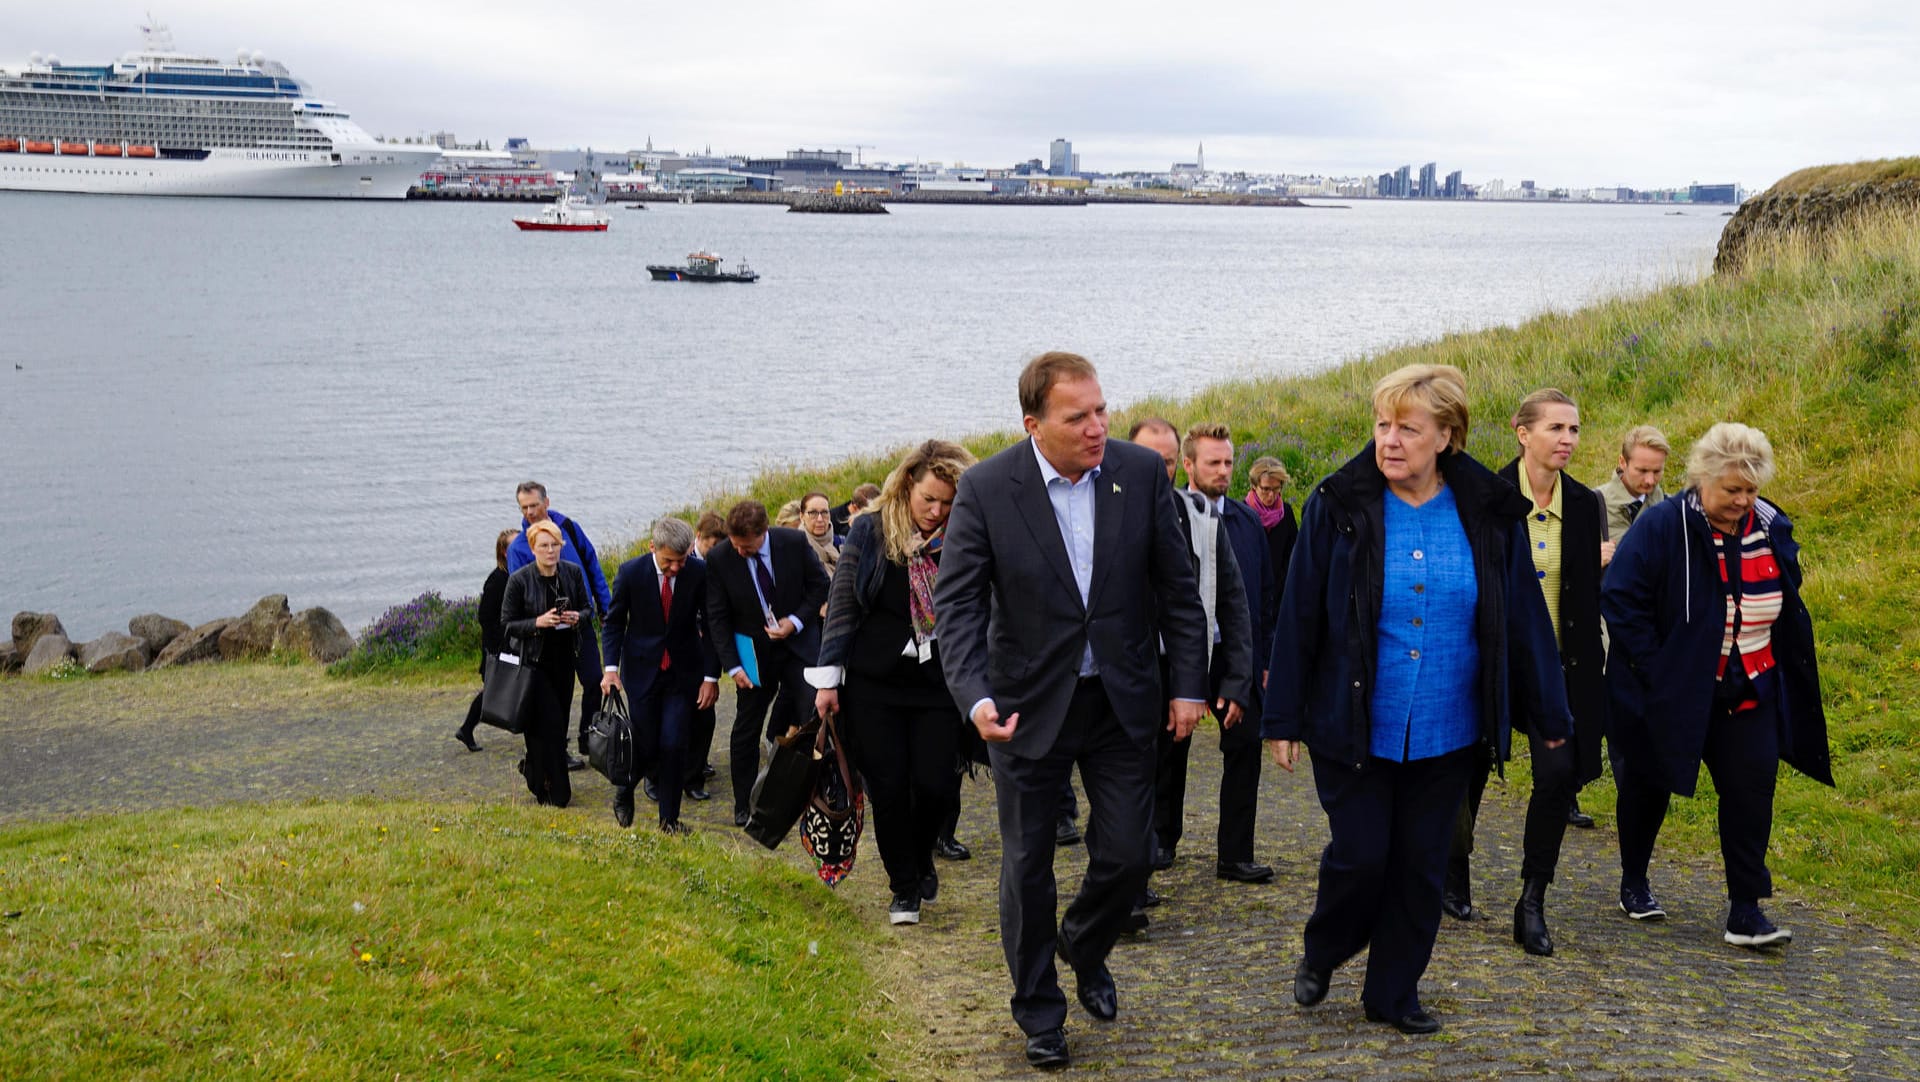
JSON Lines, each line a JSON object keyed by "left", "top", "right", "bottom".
{"left": 659, "top": 572, "right": 673, "bottom": 670}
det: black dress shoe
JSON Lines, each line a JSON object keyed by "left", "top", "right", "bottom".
{"left": 1365, "top": 1004, "right": 1443, "bottom": 1035}
{"left": 1139, "top": 887, "right": 1163, "bottom": 908}
{"left": 934, "top": 835, "right": 972, "bottom": 861}
{"left": 1055, "top": 817, "right": 1081, "bottom": 846}
{"left": 1293, "top": 960, "right": 1330, "bottom": 1006}
{"left": 643, "top": 779, "right": 659, "bottom": 802}
{"left": 682, "top": 785, "right": 711, "bottom": 802}
{"left": 565, "top": 756, "right": 586, "bottom": 772}
{"left": 1057, "top": 935, "right": 1117, "bottom": 1021}
{"left": 1150, "top": 845, "right": 1174, "bottom": 871}
{"left": 612, "top": 793, "right": 635, "bottom": 829}
{"left": 455, "top": 729, "right": 482, "bottom": 752}
{"left": 1122, "top": 906, "right": 1150, "bottom": 935}
{"left": 661, "top": 820, "right": 692, "bottom": 836}
{"left": 734, "top": 809, "right": 750, "bottom": 828}
{"left": 1024, "top": 1028, "right": 1070, "bottom": 1070}
{"left": 1216, "top": 860, "right": 1275, "bottom": 883}
{"left": 1567, "top": 799, "right": 1596, "bottom": 829}
{"left": 703, "top": 762, "right": 717, "bottom": 778}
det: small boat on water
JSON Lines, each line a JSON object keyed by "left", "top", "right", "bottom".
{"left": 647, "top": 251, "right": 758, "bottom": 283}
{"left": 512, "top": 190, "right": 610, "bottom": 232}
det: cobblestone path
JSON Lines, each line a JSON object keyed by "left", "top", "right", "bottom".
{"left": 3, "top": 675, "right": 1915, "bottom": 1080}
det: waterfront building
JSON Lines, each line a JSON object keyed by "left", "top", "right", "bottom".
{"left": 1049, "top": 138, "right": 1076, "bottom": 176}
{"left": 1688, "top": 182, "right": 1740, "bottom": 204}
{"left": 1444, "top": 169, "right": 1463, "bottom": 199}
{"left": 1418, "top": 161, "right": 1437, "bottom": 198}
{"left": 1394, "top": 164, "right": 1412, "bottom": 197}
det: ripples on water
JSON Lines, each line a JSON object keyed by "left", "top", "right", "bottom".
{"left": 0, "top": 195, "right": 1728, "bottom": 637}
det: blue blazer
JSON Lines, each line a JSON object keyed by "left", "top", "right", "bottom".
{"left": 602, "top": 553, "right": 721, "bottom": 700}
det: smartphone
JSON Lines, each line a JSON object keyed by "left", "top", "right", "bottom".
{"left": 553, "top": 597, "right": 570, "bottom": 614}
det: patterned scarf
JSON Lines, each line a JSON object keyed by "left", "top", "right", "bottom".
{"left": 906, "top": 530, "right": 943, "bottom": 649}
{"left": 1246, "top": 491, "right": 1287, "bottom": 530}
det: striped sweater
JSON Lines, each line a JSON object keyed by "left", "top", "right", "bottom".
{"left": 1690, "top": 493, "right": 1783, "bottom": 709}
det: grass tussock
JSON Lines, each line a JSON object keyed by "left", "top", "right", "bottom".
{"left": 0, "top": 802, "right": 917, "bottom": 1080}
{"left": 673, "top": 208, "right": 1920, "bottom": 933}
{"left": 1768, "top": 157, "right": 1920, "bottom": 195}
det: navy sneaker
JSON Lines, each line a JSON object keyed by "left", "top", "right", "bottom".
{"left": 1725, "top": 903, "right": 1791, "bottom": 947}
{"left": 1619, "top": 882, "right": 1667, "bottom": 921}
{"left": 888, "top": 893, "right": 921, "bottom": 926}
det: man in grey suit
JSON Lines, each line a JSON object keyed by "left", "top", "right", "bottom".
{"left": 936, "top": 351, "right": 1210, "bottom": 1071}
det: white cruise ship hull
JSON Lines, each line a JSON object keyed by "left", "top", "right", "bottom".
{"left": 0, "top": 146, "right": 438, "bottom": 199}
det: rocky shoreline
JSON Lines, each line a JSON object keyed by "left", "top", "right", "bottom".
{"left": 3, "top": 595, "right": 354, "bottom": 677}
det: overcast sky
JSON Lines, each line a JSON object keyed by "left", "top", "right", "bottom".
{"left": 8, "top": 2, "right": 1915, "bottom": 189}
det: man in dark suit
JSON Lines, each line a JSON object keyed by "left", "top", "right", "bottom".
{"left": 601, "top": 517, "right": 720, "bottom": 833}
{"left": 936, "top": 352, "right": 1209, "bottom": 1071}
{"left": 1128, "top": 419, "right": 1263, "bottom": 888}
{"left": 1175, "top": 421, "right": 1277, "bottom": 882}
{"left": 705, "top": 499, "right": 832, "bottom": 827}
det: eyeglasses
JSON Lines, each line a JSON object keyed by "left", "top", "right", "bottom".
{"left": 802, "top": 509, "right": 832, "bottom": 518}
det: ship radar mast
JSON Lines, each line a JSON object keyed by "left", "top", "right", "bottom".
{"left": 141, "top": 15, "right": 176, "bottom": 53}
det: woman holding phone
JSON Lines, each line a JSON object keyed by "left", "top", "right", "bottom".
{"left": 501, "top": 519, "right": 594, "bottom": 806}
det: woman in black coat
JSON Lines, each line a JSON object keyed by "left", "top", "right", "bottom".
{"left": 501, "top": 519, "right": 593, "bottom": 806}
{"left": 809, "top": 439, "right": 976, "bottom": 927}
{"left": 1446, "top": 389, "right": 1607, "bottom": 956}
{"left": 1246, "top": 455, "right": 1299, "bottom": 599}
{"left": 1263, "top": 364, "right": 1571, "bottom": 1035}
{"left": 457, "top": 529, "right": 521, "bottom": 752}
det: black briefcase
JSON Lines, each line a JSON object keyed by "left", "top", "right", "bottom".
{"left": 586, "top": 688, "right": 641, "bottom": 787}
{"left": 478, "top": 649, "right": 537, "bottom": 734}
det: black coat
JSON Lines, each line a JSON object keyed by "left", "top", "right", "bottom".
{"left": 705, "top": 527, "right": 832, "bottom": 670}
{"left": 1260, "top": 500, "right": 1299, "bottom": 606}
{"left": 936, "top": 437, "right": 1209, "bottom": 758}
{"left": 1261, "top": 444, "right": 1572, "bottom": 770}
{"left": 1497, "top": 459, "right": 1609, "bottom": 785}
{"left": 476, "top": 567, "right": 508, "bottom": 675}
{"left": 501, "top": 561, "right": 594, "bottom": 667}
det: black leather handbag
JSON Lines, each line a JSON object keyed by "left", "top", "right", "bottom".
{"left": 478, "top": 644, "right": 538, "bottom": 733}
{"left": 586, "top": 688, "right": 639, "bottom": 786}
{"left": 744, "top": 710, "right": 824, "bottom": 850}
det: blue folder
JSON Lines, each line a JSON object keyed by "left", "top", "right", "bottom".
{"left": 733, "top": 633, "right": 761, "bottom": 687}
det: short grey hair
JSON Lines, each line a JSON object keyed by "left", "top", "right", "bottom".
{"left": 1685, "top": 422, "right": 1776, "bottom": 489}
{"left": 651, "top": 516, "right": 695, "bottom": 555}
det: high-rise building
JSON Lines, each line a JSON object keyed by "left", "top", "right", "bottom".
{"left": 1049, "top": 138, "right": 1074, "bottom": 177}
{"left": 1377, "top": 172, "right": 1394, "bottom": 197}
{"left": 1418, "top": 162, "right": 1437, "bottom": 198}
{"left": 1394, "top": 164, "right": 1412, "bottom": 198}
{"left": 1444, "top": 170, "right": 1462, "bottom": 199}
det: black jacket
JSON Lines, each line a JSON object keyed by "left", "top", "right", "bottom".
{"left": 936, "top": 437, "right": 1209, "bottom": 758}
{"left": 477, "top": 567, "right": 509, "bottom": 675}
{"left": 501, "top": 561, "right": 594, "bottom": 667}
{"left": 1497, "top": 458, "right": 1609, "bottom": 785}
{"left": 705, "top": 527, "right": 832, "bottom": 670}
{"left": 1261, "top": 444, "right": 1572, "bottom": 771}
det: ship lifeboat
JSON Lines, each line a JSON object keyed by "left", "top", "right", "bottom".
{"left": 59, "top": 141, "right": 90, "bottom": 155}
{"left": 25, "top": 141, "right": 55, "bottom": 154}
{"left": 94, "top": 143, "right": 123, "bottom": 157}
{"left": 0, "top": 139, "right": 18, "bottom": 153}
{"left": 127, "top": 145, "right": 157, "bottom": 158}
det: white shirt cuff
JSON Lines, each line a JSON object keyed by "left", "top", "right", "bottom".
{"left": 786, "top": 614, "right": 806, "bottom": 632}
{"left": 726, "top": 666, "right": 743, "bottom": 678}
{"left": 804, "top": 665, "right": 843, "bottom": 689}
{"left": 604, "top": 666, "right": 618, "bottom": 673}
{"left": 968, "top": 697, "right": 995, "bottom": 721}
{"left": 702, "top": 676, "right": 718, "bottom": 684}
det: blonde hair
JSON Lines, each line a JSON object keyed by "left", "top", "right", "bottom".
{"left": 1372, "top": 364, "right": 1470, "bottom": 453}
{"left": 1180, "top": 421, "right": 1233, "bottom": 464}
{"left": 1511, "top": 388, "right": 1577, "bottom": 432}
{"left": 1619, "top": 424, "right": 1672, "bottom": 462}
{"left": 774, "top": 499, "right": 803, "bottom": 529}
{"left": 874, "top": 439, "right": 978, "bottom": 563}
{"left": 1248, "top": 455, "right": 1291, "bottom": 487}
{"left": 1685, "top": 422, "right": 1776, "bottom": 489}
{"left": 524, "top": 520, "right": 564, "bottom": 549}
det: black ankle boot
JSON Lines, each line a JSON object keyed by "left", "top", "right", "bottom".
{"left": 1442, "top": 862, "right": 1476, "bottom": 921}
{"left": 1513, "top": 877, "right": 1554, "bottom": 956}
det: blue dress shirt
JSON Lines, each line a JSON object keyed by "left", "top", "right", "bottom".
{"left": 1370, "top": 485, "right": 1481, "bottom": 762}
{"left": 1033, "top": 438, "right": 1101, "bottom": 677}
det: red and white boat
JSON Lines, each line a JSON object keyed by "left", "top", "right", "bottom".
{"left": 512, "top": 191, "right": 609, "bottom": 232}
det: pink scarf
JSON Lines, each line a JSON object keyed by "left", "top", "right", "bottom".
{"left": 1246, "top": 492, "right": 1287, "bottom": 530}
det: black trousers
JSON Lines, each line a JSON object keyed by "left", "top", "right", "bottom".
{"left": 1451, "top": 726, "right": 1576, "bottom": 885}
{"left": 846, "top": 680, "right": 961, "bottom": 898}
{"left": 988, "top": 678, "right": 1154, "bottom": 1036}
{"left": 1303, "top": 747, "right": 1476, "bottom": 1018}
{"left": 571, "top": 619, "right": 604, "bottom": 745}
{"left": 521, "top": 663, "right": 575, "bottom": 807}
{"left": 1154, "top": 654, "right": 1262, "bottom": 863}
{"left": 1616, "top": 696, "right": 1779, "bottom": 901}
{"left": 686, "top": 703, "right": 716, "bottom": 787}
{"left": 728, "top": 643, "right": 811, "bottom": 817}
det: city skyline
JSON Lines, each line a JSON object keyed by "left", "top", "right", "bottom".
{"left": 8, "top": 2, "right": 1915, "bottom": 190}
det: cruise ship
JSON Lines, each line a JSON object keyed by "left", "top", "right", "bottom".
{"left": 0, "top": 22, "right": 440, "bottom": 198}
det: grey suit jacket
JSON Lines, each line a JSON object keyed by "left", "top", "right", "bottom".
{"left": 936, "top": 437, "right": 1210, "bottom": 759}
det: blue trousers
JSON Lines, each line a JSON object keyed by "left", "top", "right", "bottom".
{"left": 1304, "top": 746, "right": 1476, "bottom": 1017}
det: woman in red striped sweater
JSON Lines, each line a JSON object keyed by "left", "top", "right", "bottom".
{"left": 1600, "top": 422, "right": 1834, "bottom": 949}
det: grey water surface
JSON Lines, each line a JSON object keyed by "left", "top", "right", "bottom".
{"left": 0, "top": 194, "right": 1728, "bottom": 638}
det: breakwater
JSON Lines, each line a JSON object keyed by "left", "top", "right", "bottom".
{"left": 4, "top": 597, "right": 354, "bottom": 676}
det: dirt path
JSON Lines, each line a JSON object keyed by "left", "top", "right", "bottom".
{"left": 3, "top": 668, "right": 1915, "bottom": 1080}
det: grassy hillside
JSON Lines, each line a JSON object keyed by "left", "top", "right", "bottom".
{"left": 0, "top": 801, "right": 918, "bottom": 1080}
{"left": 668, "top": 209, "right": 1920, "bottom": 931}
{"left": 1767, "top": 157, "right": 1920, "bottom": 195}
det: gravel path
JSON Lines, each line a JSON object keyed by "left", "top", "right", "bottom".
{"left": 3, "top": 669, "right": 1915, "bottom": 1080}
